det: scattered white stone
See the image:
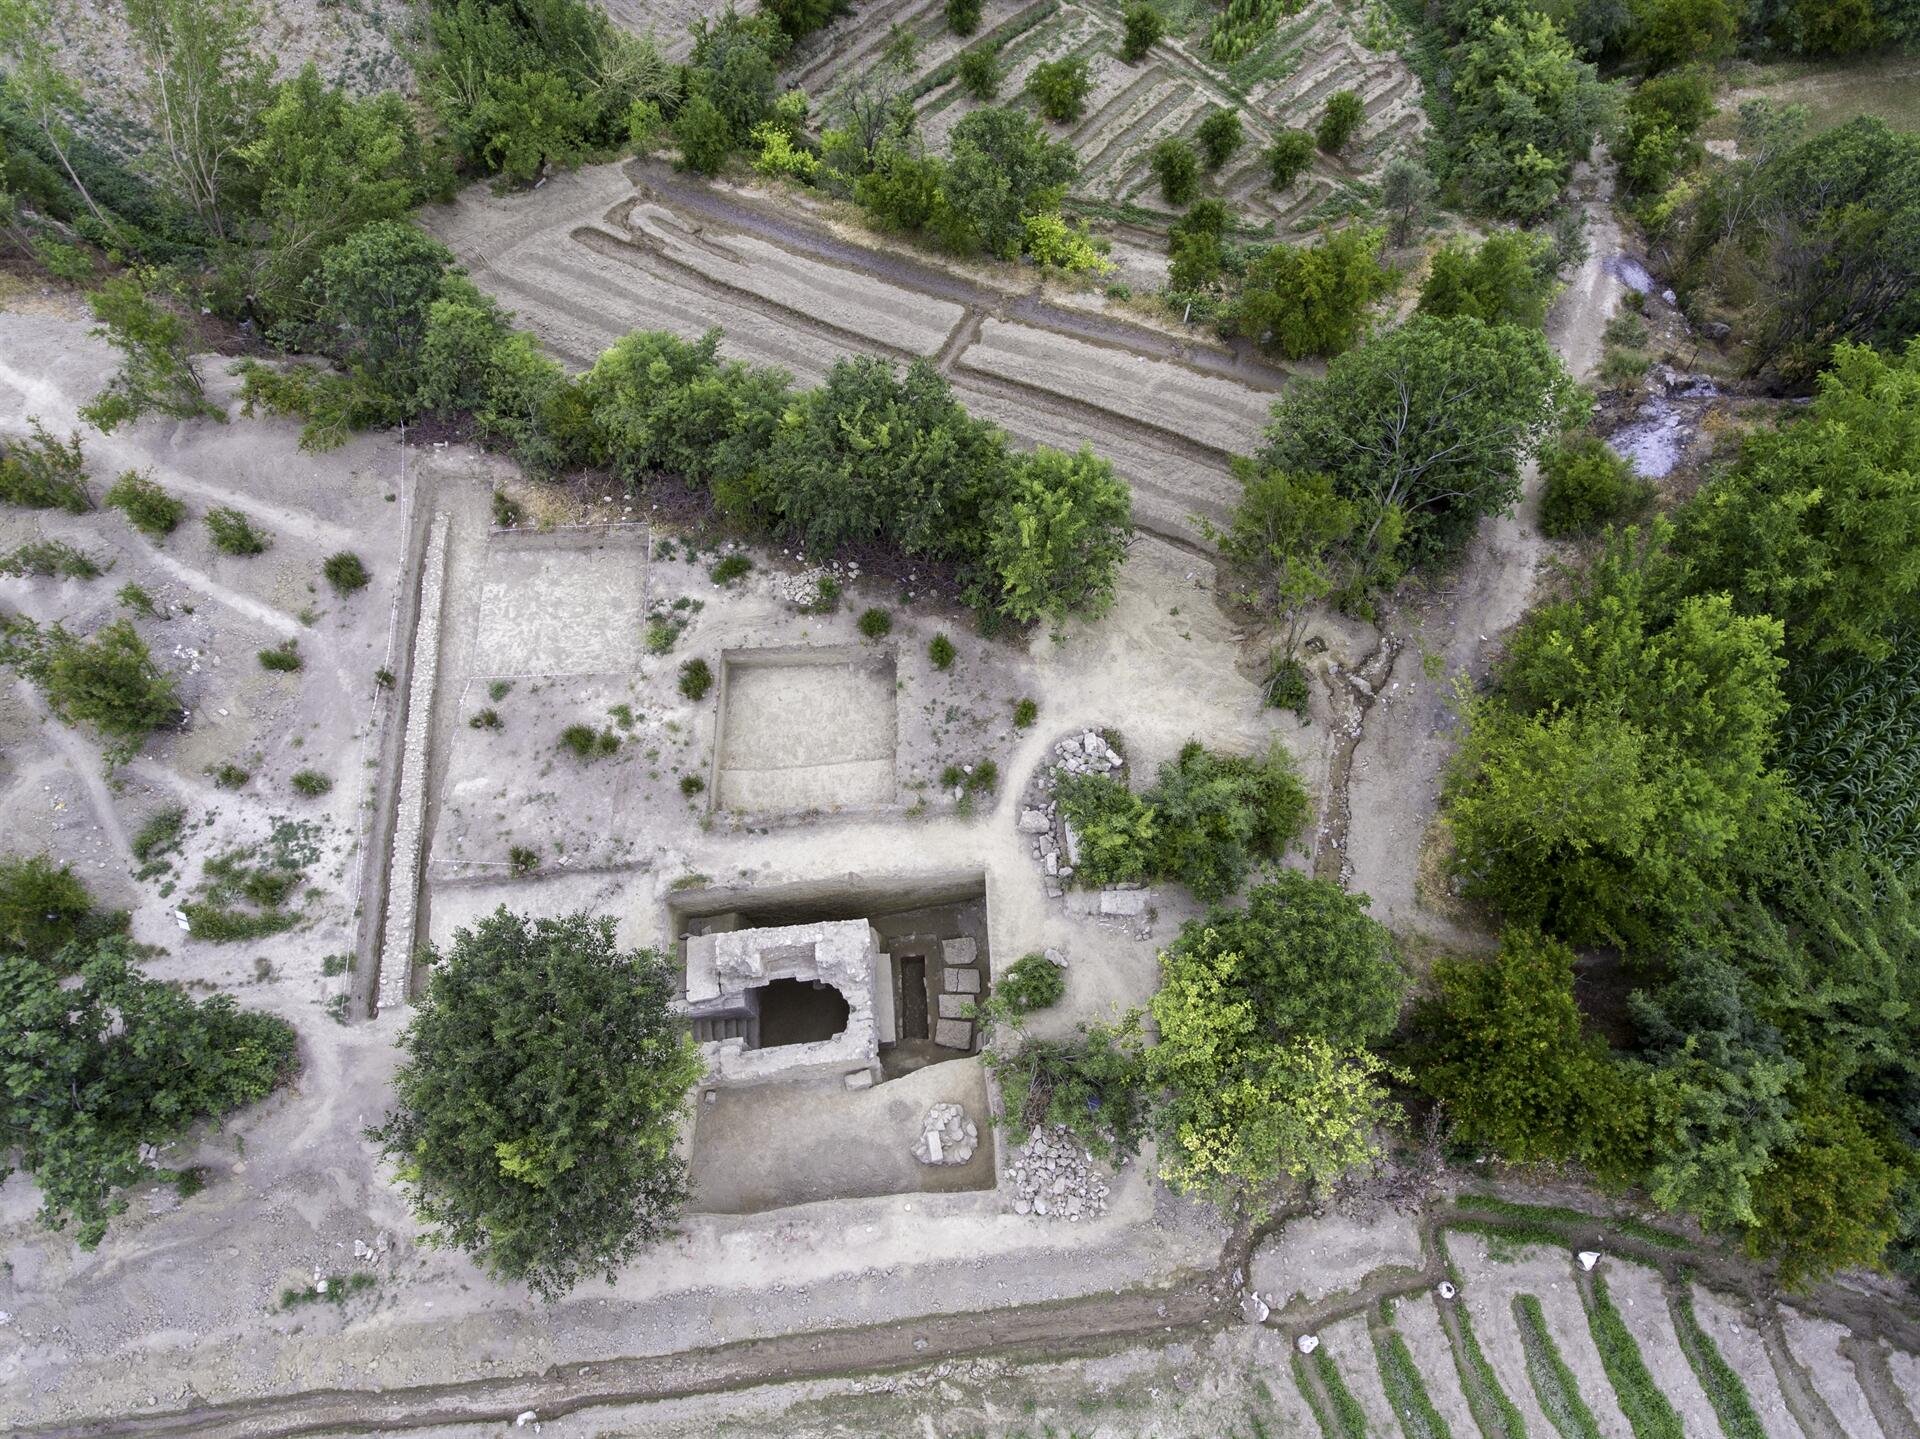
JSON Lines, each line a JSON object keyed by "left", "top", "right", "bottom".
{"left": 515, "top": 1412, "right": 537, "bottom": 1428}
{"left": 1437, "top": 1281, "right": 1458, "bottom": 1300}
{"left": 912, "top": 1102, "right": 978, "bottom": 1166}
{"left": 1241, "top": 1292, "right": 1270, "bottom": 1325}
{"left": 1296, "top": 1334, "right": 1319, "bottom": 1354}
{"left": 1578, "top": 1250, "right": 1601, "bottom": 1272}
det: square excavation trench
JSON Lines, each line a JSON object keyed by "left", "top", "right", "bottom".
{"left": 712, "top": 645, "right": 897, "bottom": 814}
{"left": 471, "top": 527, "right": 649, "bottom": 676}
{"left": 672, "top": 871, "right": 996, "bottom": 1214}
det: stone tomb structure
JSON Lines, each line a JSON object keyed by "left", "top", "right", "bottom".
{"left": 680, "top": 915, "right": 982, "bottom": 1089}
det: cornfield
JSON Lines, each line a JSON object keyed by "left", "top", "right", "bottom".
{"left": 1208, "top": 0, "right": 1309, "bottom": 65}
{"left": 1781, "top": 637, "right": 1920, "bottom": 866}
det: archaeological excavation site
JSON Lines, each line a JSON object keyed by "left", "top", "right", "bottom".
{"left": 3, "top": 0, "right": 1919, "bottom": 1431}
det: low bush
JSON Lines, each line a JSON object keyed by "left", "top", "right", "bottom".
{"left": 928, "top": 633, "right": 956, "bottom": 669}
{"left": 560, "top": 724, "right": 620, "bottom": 759}
{"left": 857, "top": 607, "right": 892, "bottom": 639}
{"left": 680, "top": 773, "right": 706, "bottom": 795}
{"left": 509, "top": 845, "right": 540, "bottom": 876}
{"left": 1316, "top": 89, "right": 1364, "bottom": 153}
{"left": 0, "top": 420, "right": 90, "bottom": 512}
{"left": 1120, "top": 2, "right": 1163, "bottom": 61}
{"left": 1013, "top": 697, "right": 1038, "bottom": 727}
{"left": 1026, "top": 57, "right": 1091, "bottom": 124}
{"left": 708, "top": 553, "right": 751, "bottom": 584}
{"left": 469, "top": 708, "right": 502, "bottom": 729}
{"left": 290, "top": 769, "right": 331, "bottom": 796}
{"left": 206, "top": 507, "right": 269, "bottom": 555}
{"left": 117, "top": 583, "right": 160, "bottom": 617}
{"left": 0, "top": 541, "right": 106, "bottom": 579}
{"left": 104, "top": 470, "right": 184, "bottom": 537}
{"left": 323, "top": 551, "right": 370, "bottom": 594}
{"left": 211, "top": 762, "right": 250, "bottom": 788}
{"left": 257, "top": 641, "right": 302, "bottom": 673}
{"left": 678, "top": 657, "right": 714, "bottom": 700}
{"left": 996, "top": 952, "right": 1065, "bottom": 1012}
{"left": 131, "top": 807, "right": 186, "bottom": 866}
{"left": 946, "top": 0, "right": 981, "bottom": 33}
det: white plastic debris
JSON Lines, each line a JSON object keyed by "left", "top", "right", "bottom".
{"left": 1437, "top": 1281, "right": 1457, "bottom": 1300}
{"left": 1578, "top": 1250, "right": 1601, "bottom": 1272}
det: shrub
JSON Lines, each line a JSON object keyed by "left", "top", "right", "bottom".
{"left": 131, "top": 807, "right": 186, "bottom": 866}
{"left": 1055, "top": 772, "right": 1157, "bottom": 886}
{"left": 1195, "top": 108, "right": 1243, "bottom": 171}
{"left": 0, "top": 419, "right": 91, "bottom": 512}
{"left": 290, "top": 769, "right": 332, "bottom": 796}
{"left": 211, "top": 762, "right": 250, "bottom": 788}
{"left": 0, "top": 541, "right": 106, "bottom": 579}
{"left": 1538, "top": 435, "right": 1653, "bottom": 539}
{"left": 1267, "top": 129, "right": 1315, "bottom": 189}
{"left": 680, "top": 774, "right": 706, "bottom": 795}
{"left": 980, "top": 447, "right": 1132, "bottom": 626}
{"left": 0, "top": 617, "right": 180, "bottom": 760}
{"left": 1, "top": 853, "right": 113, "bottom": 964}
{"left": 1149, "top": 137, "right": 1199, "bottom": 206}
{"left": 117, "top": 583, "right": 160, "bottom": 617}
{"left": 1221, "top": 227, "right": 1391, "bottom": 361}
{"left": 257, "top": 640, "right": 302, "bottom": 672}
{"left": 492, "top": 489, "right": 522, "bottom": 527}
{"left": 957, "top": 46, "right": 1002, "bottom": 100}
{"left": 1149, "top": 742, "right": 1311, "bottom": 902}
{"left": 857, "top": 606, "right": 893, "bottom": 639}
{"left": 508, "top": 845, "right": 540, "bottom": 876}
{"left": 985, "top": 1019, "right": 1151, "bottom": 1159}
{"left": 946, "top": 0, "right": 981, "bottom": 33}
{"left": 678, "top": 657, "right": 714, "bottom": 701}
{"left": 1120, "top": 2, "right": 1164, "bottom": 61}
{"left": 928, "top": 633, "right": 956, "bottom": 669}
{"left": 1264, "top": 655, "right": 1310, "bottom": 715}
{"left": 1022, "top": 213, "right": 1113, "bottom": 274}
{"left": 561, "top": 724, "right": 621, "bottom": 759}
{"left": 205, "top": 507, "right": 268, "bottom": 555}
{"left": 996, "top": 952, "right": 1065, "bottom": 1012}
{"left": 470, "top": 708, "right": 502, "bottom": 729}
{"left": 323, "top": 551, "right": 370, "bottom": 593}
{"left": 708, "top": 553, "right": 751, "bottom": 584}
{"left": 103, "top": 470, "right": 183, "bottom": 537}
{"left": 1316, "top": 89, "right": 1364, "bottom": 153}
{"left": 1026, "top": 57, "right": 1091, "bottom": 124}
{"left": 1013, "top": 697, "right": 1038, "bottom": 727}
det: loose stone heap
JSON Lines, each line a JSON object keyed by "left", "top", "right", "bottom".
{"left": 912, "top": 1102, "right": 979, "bottom": 1166}
{"left": 1018, "top": 730, "right": 1125, "bottom": 900}
{"left": 1006, "top": 1125, "right": 1111, "bottom": 1221}
{"left": 778, "top": 559, "right": 860, "bottom": 610}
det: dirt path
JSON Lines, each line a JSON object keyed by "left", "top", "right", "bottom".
{"left": 1335, "top": 154, "right": 1627, "bottom": 943}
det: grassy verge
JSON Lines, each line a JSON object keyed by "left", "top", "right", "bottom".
{"left": 1375, "top": 1318, "right": 1455, "bottom": 1439}
{"left": 1670, "top": 1283, "right": 1768, "bottom": 1439}
{"left": 1584, "top": 1271, "right": 1684, "bottom": 1439}
{"left": 1514, "top": 1294, "right": 1603, "bottom": 1439}
{"left": 1451, "top": 1194, "right": 1692, "bottom": 1252}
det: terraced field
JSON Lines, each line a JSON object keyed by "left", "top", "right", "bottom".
{"left": 422, "top": 159, "right": 1288, "bottom": 546}
{"left": 784, "top": 0, "right": 1423, "bottom": 238}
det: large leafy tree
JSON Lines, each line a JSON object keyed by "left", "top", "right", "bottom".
{"left": 369, "top": 908, "right": 703, "bottom": 1299}
{"left": 942, "top": 106, "right": 1076, "bottom": 259}
{"left": 1, "top": 616, "right": 181, "bottom": 761}
{"left": 1222, "top": 227, "right": 1391, "bottom": 360}
{"left": 1, "top": 934, "right": 296, "bottom": 1246}
{"left": 1416, "top": 229, "right": 1559, "bottom": 330}
{"left": 1445, "top": 527, "right": 1794, "bottom": 950}
{"left": 1147, "top": 742, "right": 1311, "bottom": 903}
{"left": 301, "top": 221, "right": 456, "bottom": 408}
{"left": 0, "top": 853, "right": 119, "bottom": 963}
{"left": 1255, "top": 314, "right": 1578, "bottom": 584}
{"left": 1414, "top": 928, "right": 1650, "bottom": 1177}
{"left": 977, "top": 445, "right": 1132, "bottom": 626}
{"left": 1677, "top": 340, "right": 1920, "bottom": 661}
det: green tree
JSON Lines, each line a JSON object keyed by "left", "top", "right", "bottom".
{"left": 302, "top": 221, "right": 453, "bottom": 409}
{"left": 0, "top": 853, "right": 114, "bottom": 963}
{"left": 80, "top": 275, "right": 219, "bottom": 431}
{"left": 368, "top": 908, "right": 703, "bottom": 1299}
{"left": 1209, "top": 462, "right": 1368, "bottom": 655}
{"left": 1167, "top": 198, "right": 1229, "bottom": 291}
{"left": 1537, "top": 433, "right": 1653, "bottom": 538}
{"left": 673, "top": 94, "right": 736, "bottom": 175}
{"left": 1195, "top": 108, "right": 1243, "bottom": 171}
{"left": 687, "top": 11, "right": 781, "bottom": 141}
{"left": 1121, "top": 2, "right": 1165, "bottom": 60}
{"left": 943, "top": 106, "right": 1077, "bottom": 260}
{"left": 0, "top": 0, "right": 106, "bottom": 225}
{"left": 1445, "top": 527, "right": 1795, "bottom": 949}
{"left": 1416, "top": 229, "right": 1559, "bottom": 329}
{"left": 1149, "top": 136, "right": 1199, "bottom": 205}
{"left": 1, "top": 934, "right": 296, "bottom": 1246}
{"left": 1170, "top": 873, "right": 1408, "bottom": 1046}
{"left": 946, "top": 0, "right": 982, "bottom": 33}
{"left": 978, "top": 445, "right": 1133, "bottom": 626}
{"left": 1379, "top": 155, "right": 1432, "bottom": 245}
{"left": 1616, "top": 65, "right": 1714, "bottom": 197}
{"left": 1316, "top": 89, "right": 1364, "bottom": 153}
{"left": 1, "top": 616, "right": 181, "bottom": 760}
{"left": 1256, "top": 314, "right": 1578, "bottom": 579}
{"left": 1147, "top": 742, "right": 1311, "bottom": 902}
{"left": 122, "top": 0, "right": 270, "bottom": 239}
{"left": 956, "top": 47, "right": 1002, "bottom": 101}
{"left": 1267, "top": 129, "right": 1315, "bottom": 189}
{"left": 239, "top": 66, "right": 433, "bottom": 323}
{"left": 1676, "top": 340, "right": 1920, "bottom": 660}
{"left": 1632, "top": 0, "right": 1737, "bottom": 68}
{"left": 1413, "top": 928, "right": 1650, "bottom": 1176}
{"left": 1026, "top": 56, "right": 1092, "bottom": 124}
{"left": 1221, "top": 227, "right": 1390, "bottom": 360}
{"left": 1744, "top": 1091, "right": 1911, "bottom": 1288}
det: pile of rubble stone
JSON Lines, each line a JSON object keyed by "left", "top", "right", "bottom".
{"left": 1017, "top": 730, "right": 1125, "bottom": 899}
{"left": 777, "top": 559, "right": 860, "bottom": 610}
{"left": 912, "top": 1102, "right": 979, "bottom": 1166}
{"left": 1006, "top": 1125, "right": 1111, "bottom": 1221}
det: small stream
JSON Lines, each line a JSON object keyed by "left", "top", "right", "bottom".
{"left": 1600, "top": 254, "right": 1720, "bottom": 479}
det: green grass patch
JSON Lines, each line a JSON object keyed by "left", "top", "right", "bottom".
{"left": 1670, "top": 1284, "right": 1767, "bottom": 1439}
{"left": 1312, "top": 1348, "right": 1369, "bottom": 1439}
{"left": 1515, "top": 1294, "right": 1603, "bottom": 1439}
{"left": 1585, "top": 1271, "right": 1684, "bottom": 1439}
{"left": 1293, "top": 1353, "right": 1345, "bottom": 1439}
{"left": 279, "top": 1270, "right": 377, "bottom": 1310}
{"left": 1451, "top": 1194, "right": 1691, "bottom": 1251}
{"left": 1375, "top": 1319, "right": 1454, "bottom": 1439}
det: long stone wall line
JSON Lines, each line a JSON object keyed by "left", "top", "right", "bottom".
{"left": 377, "top": 513, "right": 450, "bottom": 1014}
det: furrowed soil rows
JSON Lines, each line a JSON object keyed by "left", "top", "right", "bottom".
{"left": 1784, "top": 1311, "right": 1888, "bottom": 1439}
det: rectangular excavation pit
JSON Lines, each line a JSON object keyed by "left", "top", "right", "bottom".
{"left": 471, "top": 526, "right": 650, "bottom": 676}
{"left": 711, "top": 645, "right": 897, "bottom": 814}
{"left": 672, "top": 870, "right": 997, "bottom": 1214}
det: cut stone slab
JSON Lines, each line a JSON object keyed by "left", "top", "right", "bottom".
{"left": 936, "top": 993, "right": 971, "bottom": 1019}
{"left": 933, "top": 1017, "right": 973, "bottom": 1050}
{"left": 1017, "top": 809, "right": 1051, "bottom": 834}
{"left": 1099, "top": 888, "right": 1149, "bottom": 917}
{"left": 945, "top": 967, "right": 981, "bottom": 994}
{"left": 941, "top": 936, "right": 978, "bottom": 966}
